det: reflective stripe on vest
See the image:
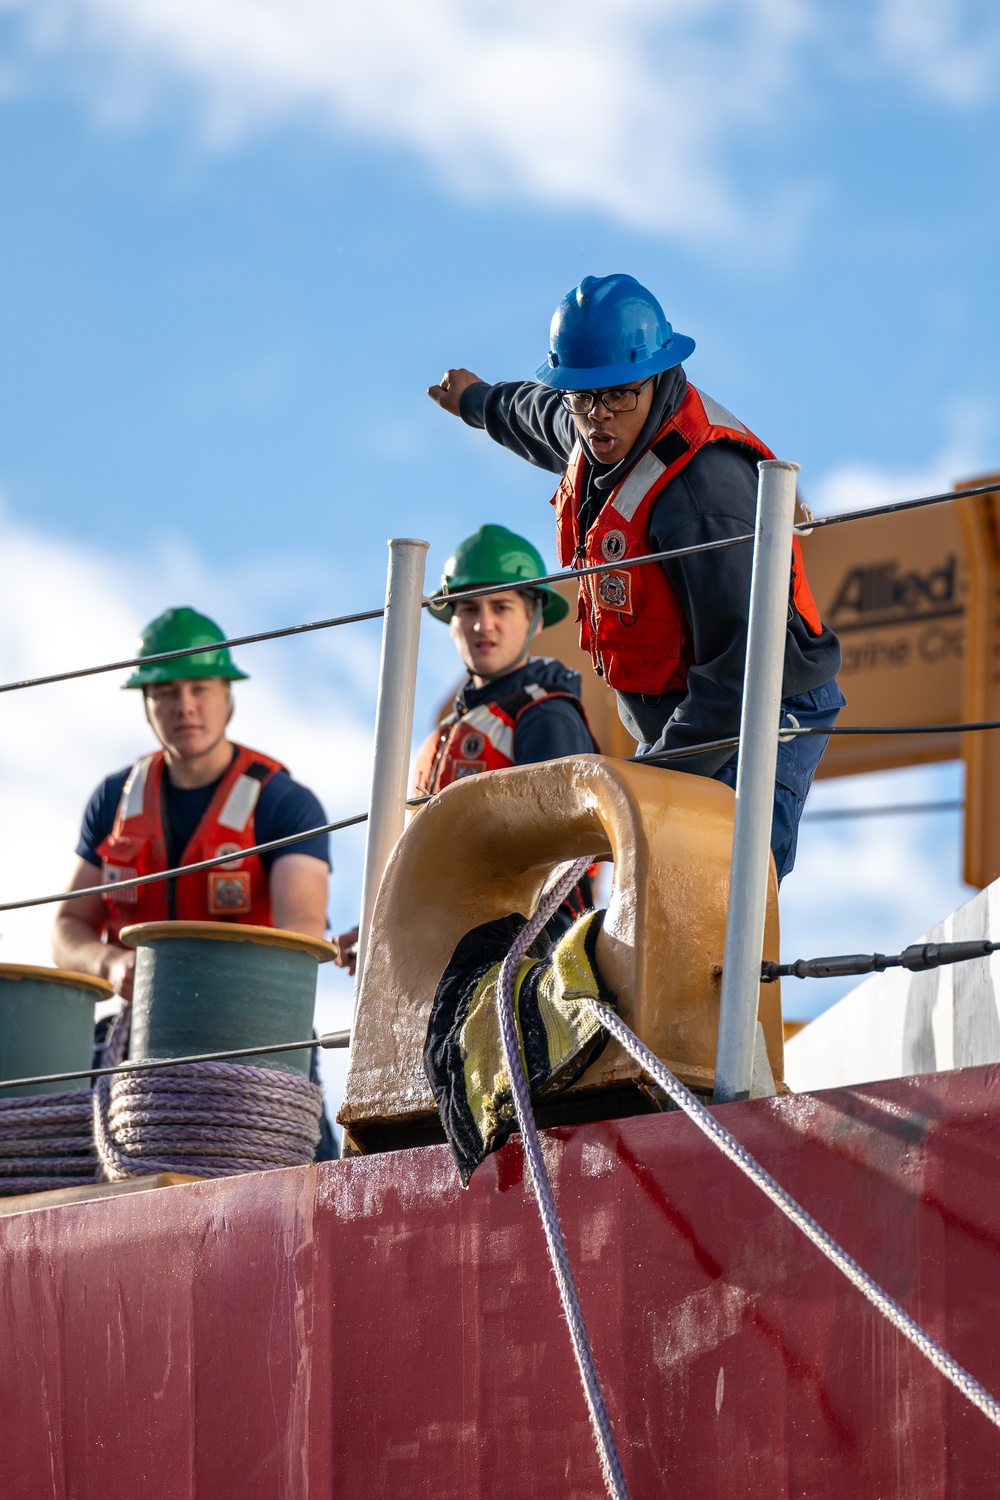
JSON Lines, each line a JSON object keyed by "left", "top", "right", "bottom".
{"left": 217, "top": 773, "right": 264, "bottom": 832}
{"left": 95, "top": 743, "right": 286, "bottom": 942}
{"left": 411, "top": 688, "right": 594, "bottom": 797}
{"left": 120, "top": 755, "right": 153, "bottom": 821}
{"left": 552, "top": 384, "right": 823, "bottom": 695}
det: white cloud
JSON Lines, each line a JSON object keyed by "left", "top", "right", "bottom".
{"left": 0, "top": 0, "right": 996, "bottom": 248}
{"left": 0, "top": 0, "right": 813, "bottom": 245}
{"left": 806, "top": 396, "right": 997, "bottom": 517}
{"left": 875, "top": 0, "right": 1000, "bottom": 106}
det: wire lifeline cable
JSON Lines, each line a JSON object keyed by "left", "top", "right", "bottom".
{"left": 0, "top": 1029, "right": 352, "bottom": 1095}
{"left": 0, "top": 812, "right": 370, "bottom": 914}
{"left": 3, "top": 477, "right": 996, "bottom": 699}
{"left": 0, "top": 717, "right": 995, "bottom": 917}
{"left": 762, "top": 937, "right": 1000, "bottom": 982}
{"left": 803, "top": 720, "right": 1000, "bottom": 737}
{"left": 631, "top": 716, "right": 1000, "bottom": 771}
{"left": 802, "top": 800, "right": 963, "bottom": 823}
{"left": 0, "top": 605, "right": 387, "bottom": 695}
{"left": 0, "top": 539, "right": 747, "bottom": 696}
{"left": 795, "top": 477, "right": 1000, "bottom": 530}
{"left": 496, "top": 856, "right": 631, "bottom": 1500}
{"left": 0, "top": 789, "right": 437, "bottom": 915}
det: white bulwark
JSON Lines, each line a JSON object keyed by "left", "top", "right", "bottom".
{"left": 784, "top": 880, "right": 1000, "bottom": 1092}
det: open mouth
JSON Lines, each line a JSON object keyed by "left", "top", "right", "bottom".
{"left": 588, "top": 431, "right": 615, "bottom": 455}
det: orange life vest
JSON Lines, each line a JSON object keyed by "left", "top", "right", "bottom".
{"left": 552, "top": 385, "right": 823, "bottom": 695}
{"left": 96, "top": 744, "right": 286, "bottom": 942}
{"left": 412, "top": 684, "right": 592, "bottom": 797}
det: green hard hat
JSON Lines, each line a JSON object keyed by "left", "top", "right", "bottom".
{"left": 429, "top": 525, "right": 569, "bottom": 628}
{"left": 123, "top": 607, "right": 250, "bottom": 689}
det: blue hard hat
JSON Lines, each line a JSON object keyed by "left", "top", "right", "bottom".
{"left": 536, "top": 273, "right": 695, "bottom": 391}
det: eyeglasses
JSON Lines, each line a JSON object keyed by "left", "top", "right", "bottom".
{"left": 559, "top": 376, "right": 654, "bottom": 416}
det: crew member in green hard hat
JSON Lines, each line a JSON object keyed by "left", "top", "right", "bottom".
{"left": 333, "top": 526, "right": 598, "bottom": 973}
{"left": 52, "top": 607, "right": 332, "bottom": 1004}
{"left": 429, "top": 274, "right": 844, "bottom": 882}
{"left": 412, "top": 524, "right": 598, "bottom": 794}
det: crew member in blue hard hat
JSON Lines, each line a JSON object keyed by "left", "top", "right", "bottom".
{"left": 428, "top": 274, "right": 843, "bottom": 881}
{"left": 333, "top": 527, "right": 599, "bottom": 974}
{"left": 52, "top": 607, "right": 332, "bottom": 995}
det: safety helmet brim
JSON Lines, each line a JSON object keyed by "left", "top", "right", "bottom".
{"left": 123, "top": 605, "right": 249, "bottom": 688}
{"left": 124, "top": 658, "right": 250, "bottom": 689}
{"left": 429, "top": 583, "right": 569, "bottom": 629}
{"left": 429, "top": 524, "right": 569, "bottom": 629}
{"left": 535, "top": 331, "right": 695, "bottom": 391}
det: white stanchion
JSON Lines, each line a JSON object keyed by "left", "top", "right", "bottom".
{"left": 353, "top": 538, "right": 428, "bottom": 1006}
{"left": 713, "top": 461, "right": 799, "bottom": 1103}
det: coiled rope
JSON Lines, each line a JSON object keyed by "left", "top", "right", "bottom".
{"left": 93, "top": 1006, "right": 324, "bottom": 1181}
{"left": 498, "top": 860, "right": 1000, "bottom": 1499}
{"left": 0, "top": 1090, "right": 97, "bottom": 1196}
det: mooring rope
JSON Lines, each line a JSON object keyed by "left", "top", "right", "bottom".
{"left": 0, "top": 1090, "right": 97, "bottom": 1196}
{"left": 92, "top": 1006, "right": 324, "bottom": 1181}
{"left": 496, "top": 860, "right": 631, "bottom": 1500}
{"left": 496, "top": 857, "right": 1000, "bottom": 1451}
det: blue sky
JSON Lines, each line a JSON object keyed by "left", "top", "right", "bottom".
{"left": 0, "top": 1, "right": 998, "bottom": 1101}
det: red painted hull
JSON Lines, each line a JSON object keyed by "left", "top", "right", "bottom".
{"left": 3, "top": 1065, "right": 1000, "bottom": 1498}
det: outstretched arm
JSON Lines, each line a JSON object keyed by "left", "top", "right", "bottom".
{"left": 428, "top": 368, "right": 575, "bottom": 473}
{"left": 427, "top": 367, "right": 485, "bottom": 415}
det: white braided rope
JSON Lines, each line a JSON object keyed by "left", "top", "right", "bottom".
{"left": 582, "top": 993, "right": 1000, "bottom": 1431}
{"left": 496, "top": 854, "right": 1000, "bottom": 1500}
{"left": 496, "top": 859, "right": 631, "bottom": 1500}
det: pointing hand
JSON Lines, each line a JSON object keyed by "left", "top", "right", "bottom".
{"left": 427, "top": 368, "right": 483, "bottom": 416}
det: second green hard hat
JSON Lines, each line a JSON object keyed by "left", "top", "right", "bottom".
{"left": 123, "top": 606, "right": 249, "bottom": 688}
{"left": 429, "top": 525, "right": 569, "bottom": 628}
